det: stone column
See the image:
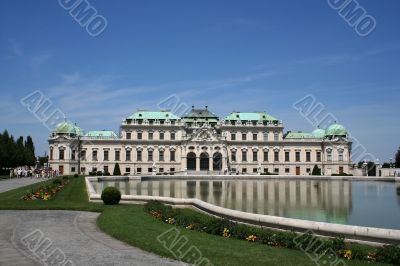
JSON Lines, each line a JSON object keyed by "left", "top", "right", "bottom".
{"left": 196, "top": 156, "right": 200, "bottom": 172}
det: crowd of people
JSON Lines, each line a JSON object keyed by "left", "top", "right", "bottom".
{"left": 9, "top": 167, "right": 60, "bottom": 179}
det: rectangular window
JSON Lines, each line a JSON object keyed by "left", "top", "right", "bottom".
{"left": 231, "top": 151, "right": 236, "bottom": 162}
{"left": 285, "top": 151, "right": 290, "bottom": 162}
{"left": 159, "top": 132, "right": 164, "bottom": 140}
{"left": 316, "top": 151, "right": 321, "bottom": 162}
{"left": 136, "top": 167, "right": 141, "bottom": 173}
{"left": 327, "top": 151, "right": 332, "bottom": 162}
{"left": 242, "top": 151, "right": 247, "bottom": 162}
{"left": 148, "top": 132, "right": 153, "bottom": 140}
{"left": 242, "top": 168, "right": 247, "bottom": 173}
{"left": 92, "top": 167, "right": 97, "bottom": 172}
{"left": 231, "top": 133, "right": 236, "bottom": 141}
{"left": 92, "top": 150, "right": 97, "bottom": 161}
{"left": 126, "top": 150, "right": 131, "bottom": 161}
{"left": 159, "top": 167, "right": 164, "bottom": 173}
{"left": 306, "top": 168, "right": 311, "bottom": 173}
{"left": 71, "top": 150, "right": 75, "bottom": 160}
{"left": 170, "top": 150, "right": 175, "bottom": 161}
{"left": 170, "top": 168, "right": 175, "bottom": 173}
{"left": 137, "top": 132, "right": 142, "bottom": 140}
{"left": 285, "top": 168, "right": 290, "bottom": 173}
{"left": 242, "top": 133, "right": 247, "bottom": 141}
{"left": 170, "top": 132, "right": 175, "bottom": 140}
{"left": 126, "top": 132, "right": 131, "bottom": 139}
{"left": 71, "top": 167, "right": 76, "bottom": 173}
{"left": 263, "top": 132, "right": 268, "bottom": 141}
{"left": 104, "top": 150, "right": 109, "bottom": 161}
{"left": 253, "top": 151, "right": 258, "bottom": 162}
{"left": 148, "top": 168, "right": 152, "bottom": 173}
{"left": 148, "top": 150, "right": 153, "bottom": 161}
{"left": 274, "top": 151, "right": 279, "bottom": 162}
{"left": 137, "top": 150, "right": 142, "bottom": 161}
{"left": 253, "top": 168, "right": 257, "bottom": 173}
{"left": 104, "top": 166, "right": 108, "bottom": 174}
{"left": 274, "top": 132, "right": 279, "bottom": 141}
{"left": 339, "top": 151, "right": 343, "bottom": 161}
{"left": 306, "top": 151, "right": 311, "bottom": 162}
{"left": 274, "top": 168, "right": 279, "bottom": 174}
{"left": 253, "top": 133, "right": 257, "bottom": 141}
{"left": 115, "top": 150, "right": 120, "bottom": 161}
{"left": 80, "top": 150, "right": 86, "bottom": 161}
{"left": 159, "top": 150, "right": 164, "bottom": 161}
{"left": 263, "top": 151, "right": 268, "bottom": 161}
{"left": 126, "top": 167, "right": 131, "bottom": 173}
{"left": 50, "top": 149, "right": 53, "bottom": 160}
{"left": 295, "top": 151, "right": 301, "bottom": 162}
{"left": 59, "top": 149, "right": 64, "bottom": 160}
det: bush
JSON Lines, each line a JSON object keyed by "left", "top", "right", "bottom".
{"left": 376, "top": 245, "right": 400, "bottom": 264}
{"left": 330, "top": 235, "right": 346, "bottom": 252}
{"left": 113, "top": 163, "right": 121, "bottom": 176}
{"left": 332, "top": 173, "right": 353, "bottom": 176}
{"left": 101, "top": 187, "right": 121, "bottom": 205}
{"left": 62, "top": 175, "right": 69, "bottom": 180}
{"left": 96, "top": 171, "right": 102, "bottom": 176}
{"left": 73, "top": 174, "right": 79, "bottom": 178}
{"left": 312, "top": 165, "right": 321, "bottom": 175}
{"left": 104, "top": 172, "right": 111, "bottom": 176}
{"left": 52, "top": 179, "right": 62, "bottom": 185}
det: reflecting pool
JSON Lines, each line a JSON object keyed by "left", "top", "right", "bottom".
{"left": 90, "top": 179, "right": 400, "bottom": 229}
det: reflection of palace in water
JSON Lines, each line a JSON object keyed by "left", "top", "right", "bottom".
{"left": 93, "top": 179, "right": 352, "bottom": 223}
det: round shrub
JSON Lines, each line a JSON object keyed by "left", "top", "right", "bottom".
{"left": 73, "top": 174, "right": 79, "bottom": 178}
{"left": 101, "top": 187, "right": 121, "bottom": 205}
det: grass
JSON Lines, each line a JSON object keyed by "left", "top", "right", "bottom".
{"left": 0, "top": 177, "right": 392, "bottom": 266}
{"left": 0, "top": 176, "right": 103, "bottom": 211}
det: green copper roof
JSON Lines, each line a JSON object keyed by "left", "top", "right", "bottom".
{"left": 224, "top": 112, "right": 278, "bottom": 121}
{"left": 325, "top": 123, "right": 347, "bottom": 136}
{"left": 84, "top": 130, "right": 118, "bottom": 138}
{"left": 182, "top": 108, "right": 219, "bottom": 123}
{"left": 53, "top": 120, "right": 84, "bottom": 136}
{"left": 312, "top": 128, "right": 326, "bottom": 138}
{"left": 127, "top": 111, "right": 179, "bottom": 120}
{"left": 285, "top": 132, "right": 314, "bottom": 139}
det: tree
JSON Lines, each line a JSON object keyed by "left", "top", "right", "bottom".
{"left": 113, "top": 163, "right": 121, "bottom": 176}
{"left": 312, "top": 165, "right": 321, "bottom": 175}
{"left": 396, "top": 147, "right": 400, "bottom": 168}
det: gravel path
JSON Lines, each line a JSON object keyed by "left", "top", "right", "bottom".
{"left": 0, "top": 178, "right": 47, "bottom": 194}
{"left": 0, "top": 210, "right": 184, "bottom": 266}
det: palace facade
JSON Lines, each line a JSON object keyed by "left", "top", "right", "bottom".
{"left": 48, "top": 107, "right": 353, "bottom": 176}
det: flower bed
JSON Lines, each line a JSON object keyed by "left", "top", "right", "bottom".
{"left": 21, "top": 176, "right": 71, "bottom": 201}
{"left": 144, "top": 201, "right": 400, "bottom": 265}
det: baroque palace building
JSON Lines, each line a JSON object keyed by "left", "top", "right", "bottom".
{"left": 48, "top": 107, "right": 352, "bottom": 176}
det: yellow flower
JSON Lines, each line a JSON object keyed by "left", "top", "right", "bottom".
{"left": 223, "top": 228, "right": 231, "bottom": 238}
{"left": 343, "top": 250, "right": 352, "bottom": 260}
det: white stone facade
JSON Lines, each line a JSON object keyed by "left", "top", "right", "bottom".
{"left": 48, "top": 108, "right": 353, "bottom": 176}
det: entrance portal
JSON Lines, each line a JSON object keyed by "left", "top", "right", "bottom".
{"left": 200, "top": 152, "right": 209, "bottom": 171}
{"left": 187, "top": 152, "right": 196, "bottom": 170}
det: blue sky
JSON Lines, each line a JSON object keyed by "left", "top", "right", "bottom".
{"left": 0, "top": 0, "right": 399, "bottom": 162}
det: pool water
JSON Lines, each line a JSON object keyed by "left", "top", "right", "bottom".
{"left": 90, "top": 179, "right": 400, "bottom": 229}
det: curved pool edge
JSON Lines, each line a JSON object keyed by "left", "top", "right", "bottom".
{"left": 86, "top": 177, "right": 400, "bottom": 245}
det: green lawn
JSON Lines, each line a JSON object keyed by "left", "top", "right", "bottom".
{"left": 0, "top": 177, "right": 390, "bottom": 266}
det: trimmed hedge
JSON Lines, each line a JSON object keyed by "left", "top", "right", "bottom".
{"left": 101, "top": 187, "right": 121, "bottom": 205}
{"left": 144, "top": 201, "right": 400, "bottom": 265}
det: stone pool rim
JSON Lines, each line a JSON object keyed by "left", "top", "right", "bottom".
{"left": 86, "top": 175, "right": 400, "bottom": 245}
